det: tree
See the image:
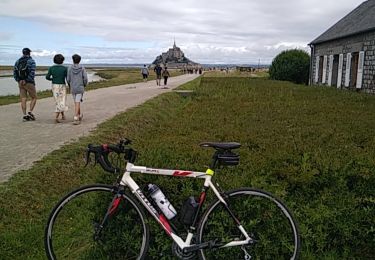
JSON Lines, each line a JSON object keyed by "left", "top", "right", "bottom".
{"left": 269, "top": 49, "right": 310, "bottom": 85}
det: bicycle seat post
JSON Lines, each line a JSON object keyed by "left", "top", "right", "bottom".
{"left": 209, "top": 151, "right": 219, "bottom": 170}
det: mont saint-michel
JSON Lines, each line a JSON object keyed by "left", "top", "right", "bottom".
{"left": 152, "top": 41, "right": 199, "bottom": 68}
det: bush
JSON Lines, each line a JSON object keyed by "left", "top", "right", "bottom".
{"left": 269, "top": 49, "right": 310, "bottom": 84}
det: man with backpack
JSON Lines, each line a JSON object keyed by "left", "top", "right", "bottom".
{"left": 13, "top": 48, "right": 37, "bottom": 121}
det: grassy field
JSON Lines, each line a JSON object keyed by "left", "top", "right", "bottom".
{"left": 0, "top": 68, "right": 182, "bottom": 106}
{"left": 0, "top": 76, "right": 374, "bottom": 259}
{"left": 203, "top": 69, "right": 269, "bottom": 78}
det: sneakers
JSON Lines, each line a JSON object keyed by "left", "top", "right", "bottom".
{"left": 28, "top": 112, "right": 36, "bottom": 121}
{"left": 73, "top": 116, "right": 80, "bottom": 125}
{"left": 22, "top": 112, "right": 36, "bottom": 122}
{"left": 23, "top": 115, "right": 31, "bottom": 122}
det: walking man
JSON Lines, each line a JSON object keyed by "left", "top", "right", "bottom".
{"left": 154, "top": 64, "right": 162, "bottom": 86}
{"left": 13, "top": 47, "right": 37, "bottom": 121}
{"left": 141, "top": 64, "right": 149, "bottom": 82}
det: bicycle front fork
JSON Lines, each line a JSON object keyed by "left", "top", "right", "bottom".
{"left": 93, "top": 187, "right": 124, "bottom": 241}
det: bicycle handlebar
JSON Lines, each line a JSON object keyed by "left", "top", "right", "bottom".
{"left": 85, "top": 138, "right": 137, "bottom": 174}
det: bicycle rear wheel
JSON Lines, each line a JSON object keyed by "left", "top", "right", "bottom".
{"left": 197, "top": 188, "right": 300, "bottom": 259}
{"left": 45, "top": 184, "right": 149, "bottom": 259}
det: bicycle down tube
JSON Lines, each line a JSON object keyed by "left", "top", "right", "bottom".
{"left": 120, "top": 162, "right": 253, "bottom": 251}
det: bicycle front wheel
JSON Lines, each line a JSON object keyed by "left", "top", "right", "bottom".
{"left": 197, "top": 188, "right": 300, "bottom": 259}
{"left": 45, "top": 184, "right": 149, "bottom": 259}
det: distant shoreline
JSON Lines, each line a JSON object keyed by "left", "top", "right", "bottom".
{"left": 0, "top": 64, "right": 144, "bottom": 70}
{"left": 0, "top": 63, "right": 270, "bottom": 70}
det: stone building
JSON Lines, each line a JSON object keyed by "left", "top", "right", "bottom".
{"left": 152, "top": 41, "right": 199, "bottom": 68}
{"left": 309, "top": 0, "right": 375, "bottom": 93}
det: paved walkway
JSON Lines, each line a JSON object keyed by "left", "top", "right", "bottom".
{"left": 0, "top": 74, "right": 199, "bottom": 182}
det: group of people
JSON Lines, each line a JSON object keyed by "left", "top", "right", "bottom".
{"left": 141, "top": 64, "right": 170, "bottom": 88}
{"left": 13, "top": 48, "right": 87, "bottom": 124}
{"left": 14, "top": 49, "right": 174, "bottom": 124}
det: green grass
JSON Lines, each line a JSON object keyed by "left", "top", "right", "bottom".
{"left": 0, "top": 68, "right": 182, "bottom": 106}
{"left": 0, "top": 76, "right": 374, "bottom": 259}
{"left": 203, "top": 70, "right": 269, "bottom": 78}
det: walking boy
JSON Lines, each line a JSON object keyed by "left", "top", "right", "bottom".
{"left": 67, "top": 54, "right": 88, "bottom": 125}
{"left": 13, "top": 48, "right": 37, "bottom": 121}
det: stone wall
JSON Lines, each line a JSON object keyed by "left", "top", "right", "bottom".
{"left": 363, "top": 31, "right": 375, "bottom": 93}
{"left": 311, "top": 30, "right": 375, "bottom": 93}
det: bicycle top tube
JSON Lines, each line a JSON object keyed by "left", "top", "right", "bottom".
{"left": 125, "top": 162, "right": 209, "bottom": 179}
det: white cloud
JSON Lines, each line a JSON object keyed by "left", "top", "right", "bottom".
{"left": 32, "top": 50, "right": 57, "bottom": 57}
{"left": 265, "top": 42, "right": 309, "bottom": 51}
{"left": 0, "top": 0, "right": 366, "bottom": 64}
{"left": 0, "top": 32, "right": 13, "bottom": 41}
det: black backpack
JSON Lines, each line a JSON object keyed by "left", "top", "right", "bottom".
{"left": 17, "top": 57, "right": 29, "bottom": 80}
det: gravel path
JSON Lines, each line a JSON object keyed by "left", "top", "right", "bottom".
{"left": 0, "top": 74, "right": 199, "bottom": 182}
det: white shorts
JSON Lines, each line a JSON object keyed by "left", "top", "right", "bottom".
{"left": 72, "top": 93, "right": 83, "bottom": 103}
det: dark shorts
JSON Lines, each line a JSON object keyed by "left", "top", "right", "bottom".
{"left": 156, "top": 74, "right": 162, "bottom": 79}
{"left": 19, "top": 82, "right": 37, "bottom": 99}
{"left": 142, "top": 74, "right": 148, "bottom": 79}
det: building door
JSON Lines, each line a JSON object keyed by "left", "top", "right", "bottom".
{"left": 350, "top": 52, "right": 359, "bottom": 87}
{"left": 331, "top": 55, "right": 339, "bottom": 87}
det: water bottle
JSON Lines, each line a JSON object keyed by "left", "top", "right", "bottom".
{"left": 148, "top": 184, "right": 177, "bottom": 220}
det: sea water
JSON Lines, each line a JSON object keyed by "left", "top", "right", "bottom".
{"left": 0, "top": 70, "right": 103, "bottom": 96}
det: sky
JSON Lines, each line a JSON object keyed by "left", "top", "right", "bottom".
{"left": 0, "top": 0, "right": 366, "bottom": 65}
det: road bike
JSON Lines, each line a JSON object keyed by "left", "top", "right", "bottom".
{"left": 45, "top": 138, "right": 300, "bottom": 259}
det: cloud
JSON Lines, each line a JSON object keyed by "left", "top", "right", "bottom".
{"left": 265, "top": 42, "right": 309, "bottom": 51}
{"left": 32, "top": 50, "right": 57, "bottom": 57}
{"left": 0, "top": 32, "right": 13, "bottom": 41}
{"left": 0, "top": 0, "right": 366, "bottom": 64}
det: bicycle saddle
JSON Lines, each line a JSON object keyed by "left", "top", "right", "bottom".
{"left": 200, "top": 142, "right": 241, "bottom": 150}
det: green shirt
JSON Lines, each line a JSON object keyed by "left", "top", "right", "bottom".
{"left": 46, "top": 65, "right": 67, "bottom": 84}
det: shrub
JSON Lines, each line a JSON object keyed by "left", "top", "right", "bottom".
{"left": 269, "top": 49, "right": 310, "bottom": 84}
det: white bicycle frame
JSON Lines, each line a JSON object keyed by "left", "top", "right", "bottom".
{"left": 119, "top": 162, "right": 252, "bottom": 250}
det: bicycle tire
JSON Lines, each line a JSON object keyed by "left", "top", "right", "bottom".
{"left": 197, "top": 188, "right": 300, "bottom": 259}
{"left": 45, "top": 184, "right": 149, "bottom": 260}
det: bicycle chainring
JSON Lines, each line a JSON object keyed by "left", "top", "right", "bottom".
{"left": 172, "top": 240, "right": 197, "bottom": 260}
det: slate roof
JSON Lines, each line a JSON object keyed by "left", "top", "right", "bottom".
{"left": 310, "top": 0, "right": 375, "bottom": 45}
